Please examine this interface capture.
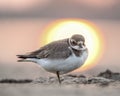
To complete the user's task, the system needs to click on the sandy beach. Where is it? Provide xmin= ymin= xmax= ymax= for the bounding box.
xmin=0 ymin=70 xmax=120 ymax=96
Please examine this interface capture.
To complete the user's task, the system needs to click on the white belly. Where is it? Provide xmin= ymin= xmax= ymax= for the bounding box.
xmin=31 ymin=51 xmax=88 ymax=74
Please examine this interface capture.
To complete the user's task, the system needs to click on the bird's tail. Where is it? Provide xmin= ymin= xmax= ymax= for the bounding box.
xmin=16 ymin=55 xmax=30 ymax=62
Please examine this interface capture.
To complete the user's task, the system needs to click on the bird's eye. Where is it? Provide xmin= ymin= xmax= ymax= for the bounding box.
xmin=72 ymin=40 xmax=77 ymax=45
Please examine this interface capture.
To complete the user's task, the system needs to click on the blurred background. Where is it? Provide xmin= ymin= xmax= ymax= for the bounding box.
xmin=0 ymin=0 xmax=120 ymax=79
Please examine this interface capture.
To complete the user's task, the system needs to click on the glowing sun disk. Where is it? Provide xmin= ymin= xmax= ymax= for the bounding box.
xmin=41 ymin=19 xmax=104 ymax=72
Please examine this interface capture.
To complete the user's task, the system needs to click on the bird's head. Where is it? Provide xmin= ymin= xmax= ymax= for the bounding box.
xmin=69 ymin=34 xmax=87 ymax=50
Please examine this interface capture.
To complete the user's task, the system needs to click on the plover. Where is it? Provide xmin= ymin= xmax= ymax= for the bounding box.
xmin=17 ymin=34 xmax=88 ymax=84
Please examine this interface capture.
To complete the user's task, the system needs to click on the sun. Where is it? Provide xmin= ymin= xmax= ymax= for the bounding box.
xmin=41 ymin=19 xmax=104 ymax=72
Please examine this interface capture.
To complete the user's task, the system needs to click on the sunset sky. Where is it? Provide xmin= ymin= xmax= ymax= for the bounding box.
xmin=0 ymin=0 xmax=120 ymax=79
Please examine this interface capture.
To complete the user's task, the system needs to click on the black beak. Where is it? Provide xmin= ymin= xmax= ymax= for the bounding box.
xmin=79 ymin=43 xmax=83 ymax=48
xmin=78 ymin=42 xmax=85 ymax=48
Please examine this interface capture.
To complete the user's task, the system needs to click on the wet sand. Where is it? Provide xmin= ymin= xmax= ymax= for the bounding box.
xmin=0 ymin=83 xmax=120 ymax=96
xmin=0 ymin=70 xmax=120 ymax=96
